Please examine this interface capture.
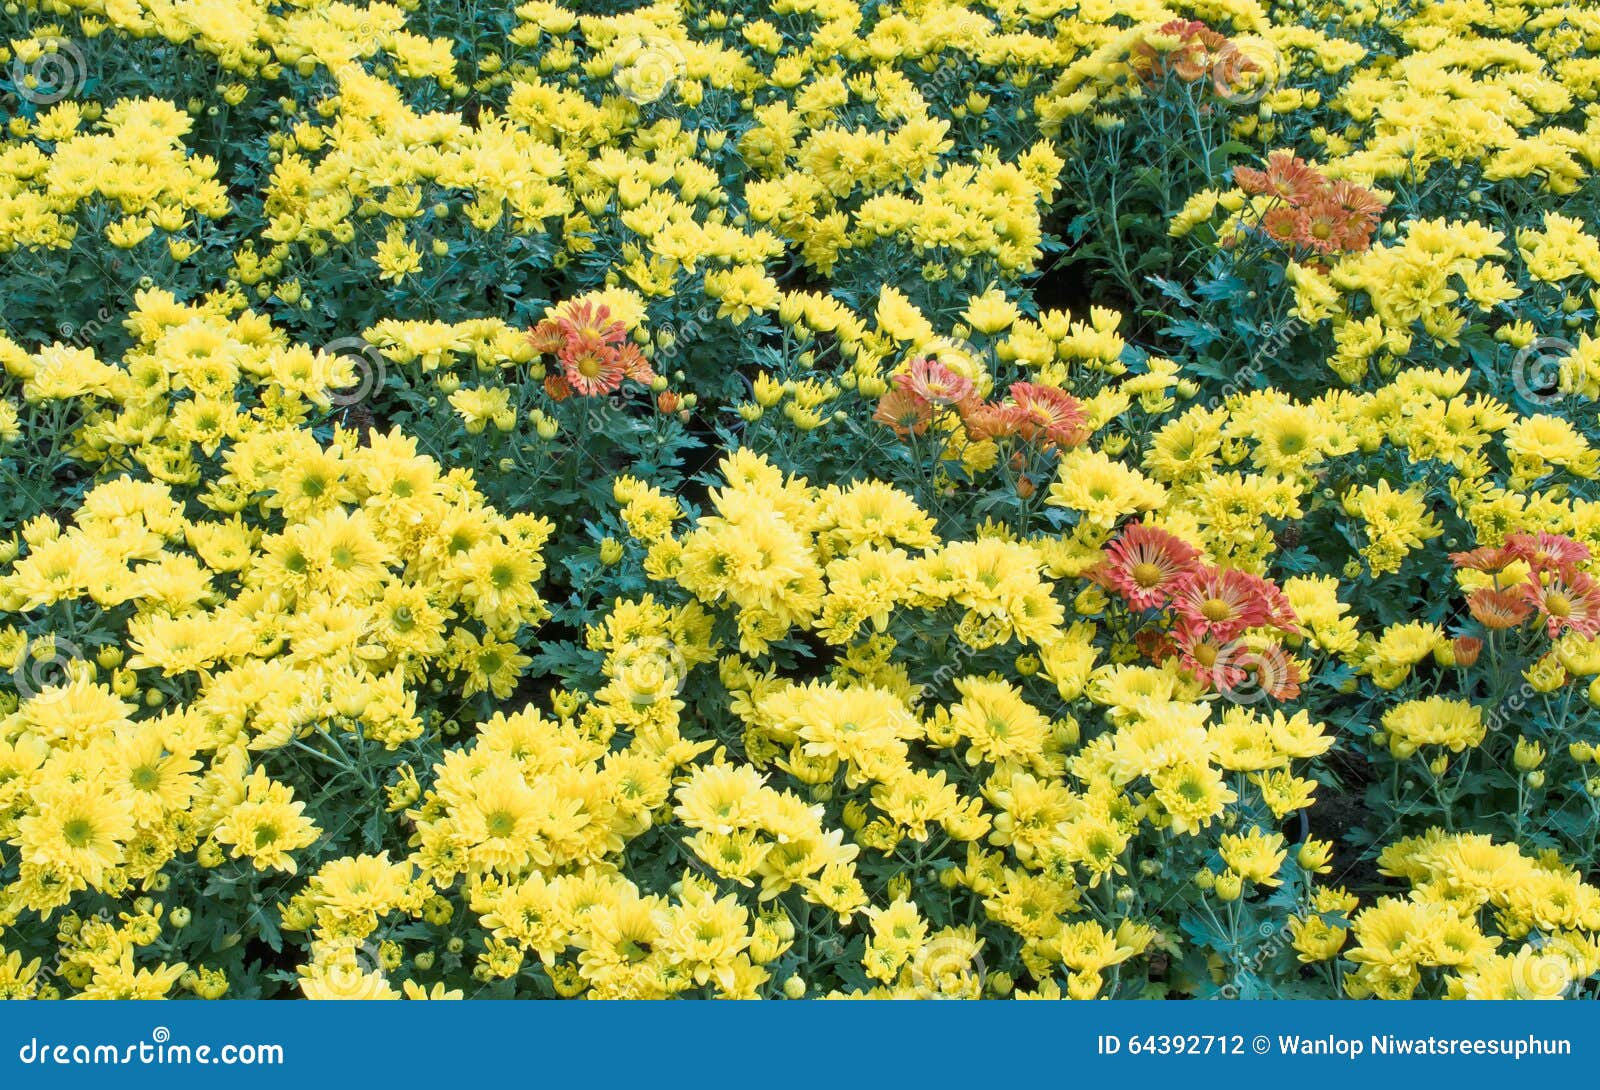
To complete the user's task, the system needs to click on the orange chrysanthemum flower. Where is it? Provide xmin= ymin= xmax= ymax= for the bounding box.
xmin=1130 ymin=20 xmax=1234 ymax=84
xmin=1007 ymin=382 xmax=1088 ymax=448
xmin=1097 ymin=524 xmax=1201 ymax=610
xmin=1234 ymin=151 xmax=1323 ymax=205
xmin=958 ymin=399 xmax=1023 ymax=442
xmin=1450 ymin=544 xmax=1514 ymax=573
xmin=874 ymin=387 xmax=933 ymax=437
xmin=1525 ymin=569 xmax=1600 ymax=639
xmin=1506 ymin=531 xmax=1590 ymax=575
xmin=1467 ymin=586 xmax=1533 ymax=630
xmin=560 ymin=341 xmax=627 ymax=396
xmin=896 ymin=357 xmax=976 ymax=409
xmin=1171 ymin=567 xmax=1278 ymax=643
xmin=1235 ymin=153 xmax=1385 ymax=254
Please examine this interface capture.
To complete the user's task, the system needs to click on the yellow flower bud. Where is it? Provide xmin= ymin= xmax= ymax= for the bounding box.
xmin=1297 ymin=838 xmax=1334 ymax=875
xmin=1527 ymin=654 xmax=1566 ymax=692
xmin=1074 ymin=585 xmax=1110 ymax=615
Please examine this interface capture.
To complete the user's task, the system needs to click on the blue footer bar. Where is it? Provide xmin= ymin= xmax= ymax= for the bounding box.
xmin=1 ymin=1001 xmax=1590 ymax=1088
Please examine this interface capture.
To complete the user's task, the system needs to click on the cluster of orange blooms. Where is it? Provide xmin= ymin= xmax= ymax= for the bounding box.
xmin=1128 ymin=19 xmax=1258 ymax=89
xmin=530 ymin=302 xmax=656 ymax=399
xmin=1098 ymin=524 xmax=1304 ymax=700
xmin=873 ymin=358 xmax=1088 ymax=448
xmin=1234 ymin=152 xmax=1387 ymax=256
xmin=1454 ymin=532 xmax=1600 ymax=641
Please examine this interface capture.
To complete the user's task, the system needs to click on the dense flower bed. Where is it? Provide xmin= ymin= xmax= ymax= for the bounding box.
xmin=2 ymin=0 xmax=1600 ymax=1000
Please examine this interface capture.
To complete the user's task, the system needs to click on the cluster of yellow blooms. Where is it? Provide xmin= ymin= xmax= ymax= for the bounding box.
xmin=0 ymin=291 xmax=562 ymax=995
xmin=2 ymin=0 xmax=1600 ymax=1001
xmin=601 ymin=453 xmax=1342 ymax=997
xmin=1337 ymin=833 xmax=1600 ymax=1000
xmin=0 ymin=97 xmax=228 ymax=255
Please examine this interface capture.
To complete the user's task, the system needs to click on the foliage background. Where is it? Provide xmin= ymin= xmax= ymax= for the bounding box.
xmin=1 ymin=0 xmax=1599 ymax=1000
